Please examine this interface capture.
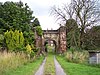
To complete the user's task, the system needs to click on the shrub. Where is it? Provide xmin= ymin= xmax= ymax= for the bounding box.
xmin=4 ymin=30 xmax=24 ymax=51
xmin=0 ymin=34 xmax=4 ymax=47
xmin=65 ymin=50 xmax=89 ymax=63
xmin=26 ymin=44 xmax=32 ymax=53
xmin=26 ymin=44 xmax=35 ymax=58
xmin=23 ymin=30 xmax=35 ymax=45
xmin=36 ymin=26 xmax=43 ymax=36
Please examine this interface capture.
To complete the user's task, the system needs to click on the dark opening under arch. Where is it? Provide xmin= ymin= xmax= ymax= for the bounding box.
xmin=44 ymin=39 xmax=57 ymax=53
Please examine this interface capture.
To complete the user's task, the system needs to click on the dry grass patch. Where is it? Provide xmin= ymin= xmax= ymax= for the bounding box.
xmin=65 ymin=50 xmax=89 ymax=63
xmin=0 ymin=51 xmax=29 ymax=75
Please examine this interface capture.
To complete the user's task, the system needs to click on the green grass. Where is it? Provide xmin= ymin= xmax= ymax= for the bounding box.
xmin=56 ymin=55 xmax=100 ymax=75
xmin=44 ymin=53 xmax=55 ymax=75
xmin=2 ymin=56 xmax=44 ymax=75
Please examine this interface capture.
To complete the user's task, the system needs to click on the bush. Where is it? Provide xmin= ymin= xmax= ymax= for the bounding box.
xmin=65 ymin=50 xmax=89 ymax=63
xmin=26 ymin=44 xmax=35 ymax=58
xmin=36 ymin=26 xmax=43 ymax=36
xmin=23 ymin=30 xmax=35 ymax=45
xmin=0 ymin=34 xmax=4 ymax=47
xmin=4 ymin=30 xmax=24 ymax=51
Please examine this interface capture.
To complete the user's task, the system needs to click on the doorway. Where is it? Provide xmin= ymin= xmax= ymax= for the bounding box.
xmin=44 ymin=40 xmax=57 ymax=53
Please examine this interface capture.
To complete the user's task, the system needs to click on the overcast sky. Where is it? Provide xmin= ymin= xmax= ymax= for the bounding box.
xmin=1 ymin=0 xmax=71 ymax=30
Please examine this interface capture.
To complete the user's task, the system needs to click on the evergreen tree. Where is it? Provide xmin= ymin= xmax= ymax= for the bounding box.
xmin=4 ymin=30 xmax=24 ymax=51
xmin=0 ymin=1 xmax=43 ymax=51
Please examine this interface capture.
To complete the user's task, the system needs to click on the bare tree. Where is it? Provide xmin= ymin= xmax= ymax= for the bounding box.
xmin=51 ymin=3 xmax=74 ymax=23
xmin=72 ymin=0 xmax=100 ymax=27
xmin=51 ymin=0 xmax=100 ymax=48
xmin=71 ymin=0 xmax=100 ymax=47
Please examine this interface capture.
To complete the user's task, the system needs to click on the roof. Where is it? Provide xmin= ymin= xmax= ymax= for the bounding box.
xmin=43 ymin=30 xmax=58 ymax=34
xmin=88 ymin=50 xmax=100 ymax=53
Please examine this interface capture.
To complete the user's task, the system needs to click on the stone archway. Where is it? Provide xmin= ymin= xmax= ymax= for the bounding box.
xmin=34 ymin=26 xmax=67 ymax=53
xmin=44 ymin=38 xmax=57 ymax=53
xmin=42 ymin=26 xmax=67 ymax=53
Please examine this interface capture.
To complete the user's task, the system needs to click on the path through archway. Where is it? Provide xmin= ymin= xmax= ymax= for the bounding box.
xmin=44 ymin=39 xmax=57 ymax=53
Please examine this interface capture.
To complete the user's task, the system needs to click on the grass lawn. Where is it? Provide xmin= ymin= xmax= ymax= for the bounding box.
xmin=3 ymin=56 xmax=44 ymax=75
xmin=56 ymin=55 xmax=100 ymax=75
xmin=44 ymin=53 xmax=55 ymax=75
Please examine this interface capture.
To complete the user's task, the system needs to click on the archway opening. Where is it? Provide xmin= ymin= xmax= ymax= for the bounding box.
xmin=44 ymin=39 xmax=57 ymax=53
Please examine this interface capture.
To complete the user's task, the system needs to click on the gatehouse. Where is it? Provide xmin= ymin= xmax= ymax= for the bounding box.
xmin=35 ymin=26 xmax=67 ymax=53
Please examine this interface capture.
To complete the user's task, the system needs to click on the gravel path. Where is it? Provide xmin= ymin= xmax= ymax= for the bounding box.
xmin=35 ymin=58 xmax=46 ymax=75
xmin=35 ymin=56 xmax=66 ymax=75
xmin=54 ymin=56 xmax=66 ymax=75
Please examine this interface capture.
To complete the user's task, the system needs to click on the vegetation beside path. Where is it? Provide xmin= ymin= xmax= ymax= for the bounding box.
xmin=44 ymin=53 xmax=55 ymax=75
xmin=0 ymin=52 xmax=44 ymax=75
xmin=56 ymin=55 xmax=100 ymax=75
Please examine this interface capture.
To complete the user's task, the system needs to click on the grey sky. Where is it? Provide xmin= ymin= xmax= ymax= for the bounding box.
xmin=1 ymin=0 xmax=71 ymax=30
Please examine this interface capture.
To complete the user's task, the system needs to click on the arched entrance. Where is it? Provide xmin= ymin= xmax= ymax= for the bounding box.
xmin=35 ymin=26 xmax=67 ymax=54
xmin=44 ymin=39 xmax=57 ymax=53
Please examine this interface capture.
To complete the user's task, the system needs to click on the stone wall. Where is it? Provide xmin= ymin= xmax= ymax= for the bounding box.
xmin=59 ymin=26 xmax=66 ymax=53
xmin=42 ymin=26 xmax=67 ymax=53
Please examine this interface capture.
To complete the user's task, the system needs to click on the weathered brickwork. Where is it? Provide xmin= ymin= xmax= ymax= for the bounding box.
xmin=35 ymin=26 xmax=66 ymax=53
xmin=43 ymin=26 xmax=66 ymax=53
